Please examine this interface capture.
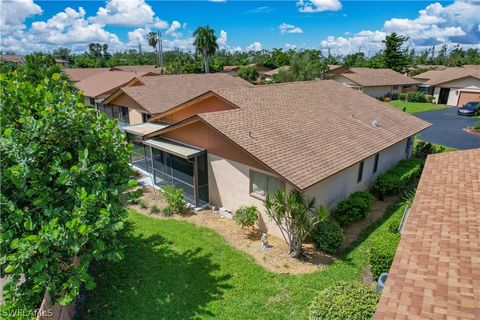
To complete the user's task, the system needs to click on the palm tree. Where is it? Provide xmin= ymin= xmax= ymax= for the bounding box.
xmin=147 ymin=32 xmax=159 ymax=65
xmin=193 ymin=26 xmax=218 ymax=73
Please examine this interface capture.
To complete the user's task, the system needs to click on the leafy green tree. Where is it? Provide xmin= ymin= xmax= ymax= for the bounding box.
xmin=273 ymin=51 xmax=328 ymax=83
xmin=0 ymin=54 xmax=135 ymax=312
xmin=193 ymin=26 xmax=218 ymax=73
xmin=264 ymin=190 xmax=328 ymax=258
xmin=342 ymin=52 xmax=368 ymax=67
xmin=382 ymin=33 xmax=410 ymax=72
xmin=237 ymin=65 xmax=259 ymax=82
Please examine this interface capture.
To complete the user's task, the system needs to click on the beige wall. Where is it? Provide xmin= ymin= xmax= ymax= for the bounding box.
xmin=440 ymin=77 xmax=480 ymax=106
xmin=303 ymin=138 xmax=409 ymax=210
xmin=206 ymin=138 xmax=411 ymax=238
xmin=363 ymin=86 xmax=399 ymax=98
xmin=207 ymin=153 xmax=285 ymax=238
xmin=129 ymin=108 xmax=144 ymax=125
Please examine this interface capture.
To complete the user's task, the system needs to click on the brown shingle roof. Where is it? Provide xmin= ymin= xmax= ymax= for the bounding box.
xmin=375 ymin=149 xmax=480 ymax=320
xmin=119 ymin=73 xmax=252 ymax=114
xmin=64 ymin=68 xmax=111 ymax=82
xmin=263 ymin=66 xmax=289 ymax=76
xmin=76 ymin=71 xmax=153 ymax=98
xmin=414 ymin=67 xmax=480 ymax=86
xmin=167 ymin=80 xmax=430 ymax=189
xmin=337 ymin=68 xmax=419 ymax=87
xmin=110 ymin=65 xmax=164 ymax=74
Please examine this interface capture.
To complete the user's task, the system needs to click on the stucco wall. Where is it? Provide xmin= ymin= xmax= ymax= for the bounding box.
xmin=207 ymin=153 xmax=284 ymax=237
xmin=440 ymin=77 xmax=480 ymax=106
xmin=303 ymin=138 xmax=409 ymax=210
xmin=433 ymin=87 xmax=441 ymax=103
xmin=207 ymin=138 xmax=411 ymax=238
xmin=362 ymin=86 xmax=396 ymax=98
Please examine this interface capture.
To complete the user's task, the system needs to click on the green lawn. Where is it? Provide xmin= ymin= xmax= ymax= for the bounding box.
xmin=77 ymin=203 xmax=407 ymax=320
xmin=415 ymin=139 xmax=458 ymax=153
xmin=387 ymin=100 xmax=446 ymax=114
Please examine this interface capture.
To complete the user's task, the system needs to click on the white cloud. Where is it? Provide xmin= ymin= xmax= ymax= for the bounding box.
xmin=90 ymin=0 xmax=156 ymax=26
xmin=166 ymin=20 xmax=182 ymax=37
xmin=285 ymin=43 xmax=297 ymax=49
xmin=246 ymin=41 xmax=262 ymax=51
xmin=217 ymin=30 xmax=228 ymax=48
xmin=0 ymin=0 xmax=42 ymax=34
xmin=279 ymin=23 xmax=304 ymax=34
xmin=321 ymin=0 xmax=480 ymax=55
xmin=209 ymin=0 xmax=227 ymax=2
xmin=297 ymin=0 xmax=342 ymax=13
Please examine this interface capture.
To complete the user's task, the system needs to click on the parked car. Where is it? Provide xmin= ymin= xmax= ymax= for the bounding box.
xmin=457 ymin=101 xmax=480 ymax=116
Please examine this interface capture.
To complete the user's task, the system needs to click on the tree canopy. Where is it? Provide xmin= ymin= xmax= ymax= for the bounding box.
xmin=0 ymin=54 xmax=135 ymax=313
xmin=193 ymin=26 xmax=218 ymax=73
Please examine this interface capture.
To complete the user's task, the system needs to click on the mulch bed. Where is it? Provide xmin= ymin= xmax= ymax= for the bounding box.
xmin=464 ymin=127 xmax=480 ymax=136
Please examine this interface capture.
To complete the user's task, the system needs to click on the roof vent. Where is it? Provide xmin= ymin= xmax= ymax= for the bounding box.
xmin=371 ymin=119 xmax=381 ymax=127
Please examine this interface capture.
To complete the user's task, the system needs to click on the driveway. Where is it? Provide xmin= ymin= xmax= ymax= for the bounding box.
xmin=415 ymin=107 xmax=480 ymax=150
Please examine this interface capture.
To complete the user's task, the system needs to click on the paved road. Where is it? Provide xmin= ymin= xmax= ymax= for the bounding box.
xmin=415 ymin=107 xmax=480 ymax=150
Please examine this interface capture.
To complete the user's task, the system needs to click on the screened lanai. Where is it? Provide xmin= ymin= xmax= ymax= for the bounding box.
xmin=123 ymin=123 xmax=208 ymax=207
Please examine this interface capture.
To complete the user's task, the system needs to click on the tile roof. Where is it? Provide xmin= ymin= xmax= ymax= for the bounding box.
xmin=375 ymin=148 xmax=480 ymax=320
xmin=413 ymin=67 xmax=480 ymax=86
xmin=337 ymin=68 xmax=419 ymax=87
xmin=172 ymin=80 xmax=430 ymax=190
xmin=110 ymin=65 xmax=164 ymax=74
xmin=119 ymin=73 xmax=253 ymax=114
xmin=63 ymin=68 xmax=111 ymax=82
xmin=76 ymin=70 xmax=153 ymax=98
xmin=263 ymin=66 xmax=289 ymax=76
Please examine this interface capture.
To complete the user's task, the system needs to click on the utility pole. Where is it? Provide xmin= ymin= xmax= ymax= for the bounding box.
xmin=138 ymin=43 xmax=142 ymax=55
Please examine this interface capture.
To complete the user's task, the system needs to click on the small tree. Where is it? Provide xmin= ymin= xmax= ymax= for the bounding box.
xmin=161 ymin=186 xmax=188 ymax=216
xmin=233 ymin=205 xmax=259 ymax=229
xmin=264 ymin=190 xmax=328 ymax=258
xmin=383 ymin=32 xmax=410 ymax=73
xmin=193 ymin=26 xmax=218 ymax=73
xmin=237 ymin=65 xmax=259 ymax=83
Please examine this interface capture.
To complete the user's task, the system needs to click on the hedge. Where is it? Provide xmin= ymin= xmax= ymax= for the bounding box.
xmin=406 ymin=91 xmax=427 ymax=103
xmin=370 ymin=159 xmax=423 ymax=198
xmin=331 ymin=191 xmax=375 ymax=226
xmin=312 ymin=220 xmax=344 ymax=254
xmin=370 ymin=232 xmax=401 ymax=279
xmin=309 ymin=282 xmax=379 ymax=320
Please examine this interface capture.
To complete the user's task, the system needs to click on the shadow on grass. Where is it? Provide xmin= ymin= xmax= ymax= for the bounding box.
xmin=76 ymin=223 xmax=232 ymax=320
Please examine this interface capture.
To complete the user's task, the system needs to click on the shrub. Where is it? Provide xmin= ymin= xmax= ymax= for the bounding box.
xmin=309 ymin=282 xmax=379 ymax=320
xmin=0 ymin=54 xmax=133 ymax=311
xmin=162 ymin=186 xmax=188 ymax=216
xmin=388 ymin=213 xmax=402 ymax=233
xmin=237 ymin=65 xmax=259 ymax=83
xmin=371 ymin=159 xmax=424 ymax=198
xmin=413 ymin=141 xmax=444 ymax=159
xmin=312 ymin=220 xmax=344 ymax=254
xmin=233 ymin=205 xmax=259 ymax=229
xmin=150 ymin=205 xmax=161 ymax=214
xmin=331 ymin=191 xmax=375 ymax=226
xmin=426 ymin=95 xmax=434 ymax=103
xmin=370 ymin=232 xmax=401 ymax=278
xmin=139 ymin=199 xmax=148 ymax=209
xmin=406 ymin=91 xmax=426 ymax=103
xmin=398 ymin=93 xmax=407 ymax=101
xmin=474 ymin=122 xmax=480 ymax=131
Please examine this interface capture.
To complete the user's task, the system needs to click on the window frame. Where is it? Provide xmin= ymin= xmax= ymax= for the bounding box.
xmin=357 ymin=161 xmax=364 ymax=183
xmin=249 ymin=170 xmax=285 ymax=200
xmin=392 ymin=85 xmax=399 ymax=90
xmin=373 ymin=153 xmax=379 ymax=174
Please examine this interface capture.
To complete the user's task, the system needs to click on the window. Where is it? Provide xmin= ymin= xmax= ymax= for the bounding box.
xmin=402 ymin=85 xmax=412 ymax=89
xmin=250 ymin=170 xmax=284 ymax=199
xmin=142 ymin=113 xmax=151 ymax=123
xmin=373 ymin=153 xmax=379 ymax=174
xmin=111 ymin=105 xmax=130 ymax=125
xmin=392 ymin=85 xmax=399 ymax=90
xmin=357 ymin=161 xmax=364 ymax=183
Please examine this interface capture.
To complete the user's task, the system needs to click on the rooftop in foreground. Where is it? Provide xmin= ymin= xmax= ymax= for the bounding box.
xmin=375 ymin=148 xmax=480 ymax=319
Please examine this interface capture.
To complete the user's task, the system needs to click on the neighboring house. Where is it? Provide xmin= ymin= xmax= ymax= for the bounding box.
xmin=330 ymin=68 xmax=419 ymax=98
xmin=222 ymin=64 xmax=273 ymax=79
xmin=75 ymin=70 xmax=158 ymax=126
xmin=110 ymin=65 xmax=164 ymax=74
xmin=262 ymin=66 xmax=289 ymax=81
xmin=375 ymin=148 xmax=480 ymax=319
xmin=412 ymin=67 xmax=480 ymax=105
xmin=122 ymin=80 xmax=430 ymax=236
xmin=101 ymin=73 xmax=252 ymax=126
xmin=63 ymin=68 xmax=111 ymax=82
xmin=1 ymin=54 xmax=68 ymax=67
xmin=55 ymin=59 xmax=69 ymax=68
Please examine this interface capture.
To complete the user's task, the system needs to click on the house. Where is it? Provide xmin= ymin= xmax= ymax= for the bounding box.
xmin=1 ymin=54 xmax=69 ymax=67
xmin=375 ymin=148 xmax=480 ymax=319
xmin=262 ymin=66 xmax=289 ymax=81
xmin=101 ymin=73 xmax=252 ymax=126
xmin=222 ymin=63 xmax=273 ymax=80
xmin=109 ymin=65 xmax=164 ymax=74
xmin=330 ymin=68 xmax=419 ymax=98
xmin=63 ymin=68 xmax=111 ymax=82
xmin=412 ymin=67 xmax=480 ymax=105
xmin=55 ymin=59 xmax=69 ymax=68
xmin=75 ymin=70 xmax=157 ymax=115
xmin=122 ymin=80 xmax=430 ymax=236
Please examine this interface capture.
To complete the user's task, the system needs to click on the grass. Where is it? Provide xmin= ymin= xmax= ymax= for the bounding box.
xmin=387 ymin=100 xmax=446 ymax=114
xmin=77 ymin=202 xmax=408 ymax=320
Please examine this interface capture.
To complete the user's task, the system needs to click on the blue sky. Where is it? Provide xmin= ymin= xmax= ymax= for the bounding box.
xmin=1 ymin=0 xmax=479 ymax=55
